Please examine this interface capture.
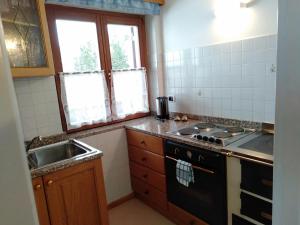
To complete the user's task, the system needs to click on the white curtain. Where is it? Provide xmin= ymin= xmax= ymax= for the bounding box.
xmin=111 ymin=68 xmax=149 ymax=119
xmin=60 ymin=71 xmax=111 ymax=129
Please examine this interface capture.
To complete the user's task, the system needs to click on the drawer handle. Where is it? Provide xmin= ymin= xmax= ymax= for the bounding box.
xmin=143 ymin=174 xmax=148 ymax=179
xmin=144 ymin=190 xmax=149 ymax=195
xmin=261 ymin=212 xmax=272 ymax=221
xmin=141 ymin=157 xmax=147 ymax=162
xmin=261 ymin=179 xmax=273 ymax=187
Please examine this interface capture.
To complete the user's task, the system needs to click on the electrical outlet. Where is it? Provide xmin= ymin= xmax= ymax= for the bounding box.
xmin=270 ymin=64 xmax=277 ymax=73
xmin=168 ymin=96 xmax=176 ymax=102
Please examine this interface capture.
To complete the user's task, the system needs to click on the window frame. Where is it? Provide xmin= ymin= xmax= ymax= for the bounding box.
xmin=46 ymin=4 xmax=150 ymax=133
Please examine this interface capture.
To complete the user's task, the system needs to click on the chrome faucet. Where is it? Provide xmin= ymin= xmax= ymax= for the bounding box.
xmin=26 ymin=136 xmax=42 ymax=152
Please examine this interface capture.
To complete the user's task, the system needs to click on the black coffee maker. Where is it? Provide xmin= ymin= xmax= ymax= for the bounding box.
xmin=155 ymin=97 xmax=169 ymax=120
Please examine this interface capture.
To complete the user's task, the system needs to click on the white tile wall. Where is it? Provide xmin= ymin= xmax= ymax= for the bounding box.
xmin=148 ymin=53 xmax=160 ymax=111
xmin=14 ymin=76 xmax=62 ymax=140
xmin=164 ymin=35 xmax=277 ymax=123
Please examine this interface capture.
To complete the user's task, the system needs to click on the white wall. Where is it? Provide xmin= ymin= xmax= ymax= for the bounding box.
xmin=0 ymin=19 xmax=39 ymax=225
xmin=164 ymin=35 xmax=277 ymax=123
xmin=146 ymin=0 xmax=278 ymax=122
xmin=80 ymin=129 xmax=132 ymax=204
xmin=273 ymin=0 xmax=300 ymax=224
xmin=162 ymin=0 xmax=278 ymax=51
xmin=14 ymin=77 xmax=62 ymax=140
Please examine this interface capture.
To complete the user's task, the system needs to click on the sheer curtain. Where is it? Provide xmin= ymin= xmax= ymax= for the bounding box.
xmin=111 ymin=68 xmax=149 ymax=119
xmin=60 ymin=71 xmax=111 ymax=129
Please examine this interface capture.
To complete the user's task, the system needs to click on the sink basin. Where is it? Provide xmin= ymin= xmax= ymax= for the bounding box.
xmin=27 ymin=139 xmax=99 ymax=169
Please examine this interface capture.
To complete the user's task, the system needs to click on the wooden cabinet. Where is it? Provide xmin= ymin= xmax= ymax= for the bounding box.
xmin=127 ymin=129 xmax=164 ymax=155
xmin=130 ymin=162 xmax=166 ymax=192
xmin=32 ymin=177 xmax=50 ymax=225
xmin=126 ymin=129 xmax=167 ymax=213
xmin=132 ymin=177 xmax=167 ymax=211
xmin=128 ymin=145 xmax=165 ymax=174
xmin=32 ymin=159 xmax=109 ymax=225
xmin=2 ymin=0 xmax=54 ymax=78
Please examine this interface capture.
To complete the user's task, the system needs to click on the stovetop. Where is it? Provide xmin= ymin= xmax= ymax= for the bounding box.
xmin=170 ymin=122 xmax=255 ymax=147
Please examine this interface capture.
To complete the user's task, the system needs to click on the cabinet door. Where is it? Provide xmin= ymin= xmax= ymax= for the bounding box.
xmin=43 ymin=159 xmax=109 ymax=225
xmin=2 ymin=0 xmax=54 ymax=78
xmin=32 ymin=177 xmax=51 ymax=225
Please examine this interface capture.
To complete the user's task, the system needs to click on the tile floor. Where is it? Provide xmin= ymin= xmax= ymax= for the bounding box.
xmin=109 ymin=198 xmax=175 ymax=225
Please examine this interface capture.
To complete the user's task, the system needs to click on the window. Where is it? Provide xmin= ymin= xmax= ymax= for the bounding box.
xmin=46 ymin=6 xmax=149 ymax=132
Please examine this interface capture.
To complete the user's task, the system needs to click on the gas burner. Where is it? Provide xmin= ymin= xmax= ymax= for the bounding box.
xmin=225 ymin=127 xmax=244 ymax=134
xmin=177 ymin=128 xmax=200 ymax=136
xmin=212 ymin=132 xmax=233 ymax=139
xmin=194 ymin=123 xmax=215 ymax=130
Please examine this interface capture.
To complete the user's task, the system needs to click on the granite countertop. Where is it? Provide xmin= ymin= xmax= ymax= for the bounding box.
xmin=124 ymin=117 xmax=274 ymax=165
xmin=29 ymin=116 xmax=273 ymax=178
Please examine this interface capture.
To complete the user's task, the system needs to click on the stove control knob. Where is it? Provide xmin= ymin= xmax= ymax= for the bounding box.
xmin=215 ymin=139 xmax=222 ymax=145
xmin=196 ymin=135 xmax=203 ymax=140
xmin=209 ymin=137 xmax=215 ymax=143
xmin=203 ymin=136 xmax=209 ymax=141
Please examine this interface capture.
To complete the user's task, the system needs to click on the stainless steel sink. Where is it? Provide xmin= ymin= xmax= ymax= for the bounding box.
xmin=27 ymin=139 xmax=99 ymax=170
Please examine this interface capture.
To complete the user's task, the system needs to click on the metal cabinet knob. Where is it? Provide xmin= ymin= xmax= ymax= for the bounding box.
xmin=47 ymin=180 xmax=54 ymax=186
xmin=141 ymin=157 xmax=147 ymax=162
xmin=34 ymin=184 xmax=41 ymax=190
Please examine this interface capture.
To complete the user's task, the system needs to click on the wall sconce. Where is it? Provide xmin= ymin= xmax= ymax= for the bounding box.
xmin=214 ymin=0 xmax=254 ymax=38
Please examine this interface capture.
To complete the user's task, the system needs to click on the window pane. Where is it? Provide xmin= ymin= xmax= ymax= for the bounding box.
xmin=60 ymin=72 xmax=111 ymax=129
xmin=107 ymin=24 xmax=141 ymax=70
xmin=111 ymin=69 xmax=149 ymax=119
xmin=56 ymin=20 xmax=101 ymax=72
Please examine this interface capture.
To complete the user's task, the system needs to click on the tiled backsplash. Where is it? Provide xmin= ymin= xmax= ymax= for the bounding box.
xmin=14 ymin=76 xmax=62 ymax=140
xmin=163 ymin=35 xmax=277 ymax=123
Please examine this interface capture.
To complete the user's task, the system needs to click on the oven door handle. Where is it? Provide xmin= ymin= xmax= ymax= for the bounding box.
xmin=166 ymin=156 xmax=215 ymax=175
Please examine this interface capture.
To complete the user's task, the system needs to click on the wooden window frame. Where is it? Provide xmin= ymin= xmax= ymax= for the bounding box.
xmin=46 ymin=4 xmax=150 ymax=133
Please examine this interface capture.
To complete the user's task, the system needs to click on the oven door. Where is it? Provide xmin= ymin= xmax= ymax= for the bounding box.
xmin=166 ymin=151 xmax=227 ymax=225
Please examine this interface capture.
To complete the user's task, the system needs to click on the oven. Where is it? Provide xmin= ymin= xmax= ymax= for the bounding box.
xmin=165 ymin=140 xmax=227 ymax=225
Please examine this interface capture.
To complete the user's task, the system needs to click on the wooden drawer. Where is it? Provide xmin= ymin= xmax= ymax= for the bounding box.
xmin=128 ymin=145 xmax=165 ymax=174
xmin=131 ymin=177 xmax=167 ymax=211
xmin=241 ymin=192 xmax=272 ymax=225
xmin=241 ymin=160 xmax=273 ymax=199
xmin=232 ymin=214 xmax=255 ymax=225
xmin=168 ymin=202 xmax=209 ymax=225
xmin=130 ymin=162 xmax=166 ymax=192
xmin=127 ymin=129 xmax=164 ymax=155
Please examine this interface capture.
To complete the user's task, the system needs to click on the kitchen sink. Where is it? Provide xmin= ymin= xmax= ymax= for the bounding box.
xmin=27 ymin=139 xmax=99 ymax=169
